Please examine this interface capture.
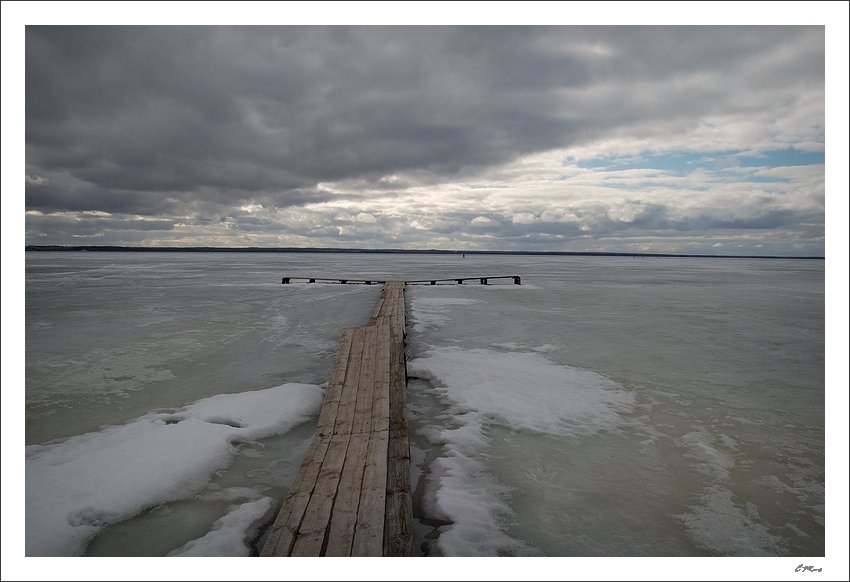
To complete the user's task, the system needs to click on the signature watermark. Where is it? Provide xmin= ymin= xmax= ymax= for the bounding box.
xmin=796 ymin=564 xmax=822 ymax=573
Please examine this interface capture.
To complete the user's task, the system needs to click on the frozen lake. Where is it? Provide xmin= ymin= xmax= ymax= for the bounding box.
xmin=23 ymin=251 xmax=824 ymax=559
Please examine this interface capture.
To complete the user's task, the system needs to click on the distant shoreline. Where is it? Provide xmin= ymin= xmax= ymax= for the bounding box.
xmin=24 ymin=245 xmax=824 ymax=260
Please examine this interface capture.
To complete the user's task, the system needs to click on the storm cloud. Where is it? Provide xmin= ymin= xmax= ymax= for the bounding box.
xmin=24 ymin=25 xmax=825 ymax=255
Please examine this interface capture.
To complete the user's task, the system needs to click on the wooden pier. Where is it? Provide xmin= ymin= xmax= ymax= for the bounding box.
xmin=282 ymin=275 xmax=521 ymax=285
xmin=261 ymin=281 xmax=412 ymax=556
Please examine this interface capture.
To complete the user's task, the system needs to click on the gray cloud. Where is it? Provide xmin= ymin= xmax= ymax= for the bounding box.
xmin=24 ymin=25 xmax=825 ymax=254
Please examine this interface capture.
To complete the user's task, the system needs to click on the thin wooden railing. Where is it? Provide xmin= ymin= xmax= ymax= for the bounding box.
xmin=281 ymin=275 xmax=521 ymax=285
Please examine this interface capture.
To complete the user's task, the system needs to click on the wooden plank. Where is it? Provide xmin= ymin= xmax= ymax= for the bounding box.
xmin=290 ymin=434 xmax=351 ymax=556
xmin=261 ymin=491 xmax=310 ymax=556
xmin=384 ymin=286 xmax=394 ymax=316
xmin=324 ymin=433 xmax=369 ymax=556
xmin=370 ymin=297 xmax=385 ymax=320
xmin=388 ymin=289 xmax=398 ymax=317
xmin=260 ymin=434 xmax=331 ymax=556
xmin=370 ymin=322 xmax=391 ymax=434
xmin=351 ymin=325 xmax=377 ymax=434
xmin=374 ymin=283 xmax=400 ymax=321
xmin=316 ymin=328 xmax=354 ymax=433
xmin=384 ymin=330 xmax=413 ymax=556
xmin=391 ymin=314 xmax=403 ymax=339
xmin=399 ymin=283 xmax=406 ymax=321
xmin=380 ymin=284 xmax=396 ymax=317
xmin=351 ymin=429 xmax=389 ymax=556
xmin=389 ymin=283 xmax=405 ymax=338
xmin=384 ymin=490 xmax=413 ymax=556
xmin=387 ymin=331 xmax=408 ymax=442
xmin=384 ymin=289 xmax=398 ymax=317
xmin=332 ymin=327 xmax=365 ymax=436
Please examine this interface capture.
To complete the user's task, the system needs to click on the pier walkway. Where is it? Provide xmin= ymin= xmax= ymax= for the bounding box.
xmin=261 ymin=281 xmax=412 ymax=556
xmin=282 ymin=275 xmax=521 ymax=285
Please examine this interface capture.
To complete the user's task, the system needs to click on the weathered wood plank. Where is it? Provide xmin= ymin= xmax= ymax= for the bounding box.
xmin=324 ymin=433 xmax=369 ymax=556
xmin=393 ymin=286 xmax=401 ymax=305
xmin=260 ymin=434 xmax=331 ymax=556
xmin=332 ymin=327 xmax=365 ymax=436
xmin=370 ymin=297 xmax=385 ymax=320
xmin=351 ymin=325 xmax=377 ymax=434
xmin=351 ymin=429 xmax=389 ymax=556
xmin=384 ymin=329 xmax=413 ymax=556
xmin=260 ymin=491 xmax=310 ymax=557
xmin=387 ymin=293 xmax=396 ymax=317
xmin=384 ymin=490 xmax=413 ymax=556
xmin=316 ymin=328 xmax=355 ymax=433
xmin=289 ymin=434 xmax=351 ymax=556
xmin=392 ymin=314 xmax=404 ymax=339
xmin=370 ymin=322 xmax=391 ymax=434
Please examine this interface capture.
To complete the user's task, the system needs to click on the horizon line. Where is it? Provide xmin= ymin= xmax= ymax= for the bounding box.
xmin=24 ymin=244 xmax=825 ymax=260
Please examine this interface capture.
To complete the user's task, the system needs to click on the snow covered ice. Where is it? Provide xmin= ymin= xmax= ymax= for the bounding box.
xmin=24 ymin=251 xmax=825 ymax=557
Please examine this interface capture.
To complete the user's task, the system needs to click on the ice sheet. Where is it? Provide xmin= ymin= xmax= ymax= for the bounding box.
xmin=168 ymin=497 xmax=276 ymax=556
xmin=408 ymin=347 xmax=634 ymax=437
xmin=409 ymin=346 xmax=634 ymax=555
xmin=26 ymin=383 xmax=322 ymax=556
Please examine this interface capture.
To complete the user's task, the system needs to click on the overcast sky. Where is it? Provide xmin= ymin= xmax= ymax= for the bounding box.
xmin=18 ymin=20 xmax=832 ymax=255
